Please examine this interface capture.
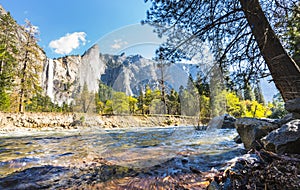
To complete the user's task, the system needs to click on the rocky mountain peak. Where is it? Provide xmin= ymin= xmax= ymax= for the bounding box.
xmin=0 ymin=5 xmax=7 ymax=16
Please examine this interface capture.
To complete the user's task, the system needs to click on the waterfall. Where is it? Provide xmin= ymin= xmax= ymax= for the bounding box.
xmin=47 ymin=59 xmax=54 ymax=101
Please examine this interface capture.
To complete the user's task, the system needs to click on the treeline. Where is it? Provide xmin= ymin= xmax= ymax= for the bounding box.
xmin=52 ymin=74 xmax=285 ymax=124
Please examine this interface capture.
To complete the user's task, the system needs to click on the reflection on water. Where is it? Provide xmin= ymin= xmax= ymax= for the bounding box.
xmin=0 ymin=126 xmax=241 ymax=178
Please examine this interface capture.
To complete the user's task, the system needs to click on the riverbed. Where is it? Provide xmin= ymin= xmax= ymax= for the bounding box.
xmin=0 ymin=126 xmax=245 ymax=189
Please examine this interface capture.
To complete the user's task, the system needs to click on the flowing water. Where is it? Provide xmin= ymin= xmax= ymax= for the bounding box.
xmin=0 ymin=126 xmax=244 ymax=189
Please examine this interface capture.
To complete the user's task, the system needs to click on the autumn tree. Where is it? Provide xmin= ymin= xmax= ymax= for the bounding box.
xmin=225 ymin=91 xmax=243 ymax=117
xmin=128 ymin=96 xmax=138 ymax=114
xmin=144 ymin=0 xmax=300 ymax=102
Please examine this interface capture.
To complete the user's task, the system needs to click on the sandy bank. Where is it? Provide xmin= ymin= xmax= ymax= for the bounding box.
xmin=0 ymin=112 xmax=199 ymax=131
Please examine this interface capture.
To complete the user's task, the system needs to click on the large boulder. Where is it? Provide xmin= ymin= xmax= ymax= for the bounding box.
xmin=235 ymin=118 xmax=280 ymax=150
xmin=285 ymin=98 xmax=300 ymax=119
xmin=207 ymin=114 xmax=236 ymax=130
xmin=261 ymin=119 xmax=300 ymax=154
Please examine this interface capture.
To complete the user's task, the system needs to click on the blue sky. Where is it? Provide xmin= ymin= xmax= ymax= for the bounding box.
xmin=1 ymin=0 xmax=163 ymax=58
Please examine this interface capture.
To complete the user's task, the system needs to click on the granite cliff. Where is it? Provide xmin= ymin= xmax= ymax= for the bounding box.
xmin=42 ymin=44 xmax=106 ymax=105
xmin=42 ymin=45 xmax=201 ymax=105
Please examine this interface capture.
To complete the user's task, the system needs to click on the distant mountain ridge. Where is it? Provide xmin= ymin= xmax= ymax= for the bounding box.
xmin=43 ymin=44 xmax=202 ymax=105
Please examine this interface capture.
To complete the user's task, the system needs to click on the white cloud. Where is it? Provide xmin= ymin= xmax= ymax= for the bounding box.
xmin=111 ymin=39 xmax=128 ymax=50
xmin=49 ymin=32 xmax=87 ymax=55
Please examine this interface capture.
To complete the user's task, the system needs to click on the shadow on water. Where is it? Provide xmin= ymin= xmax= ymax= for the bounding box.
xmin=0 ymin=165 xmax=69 ymax=190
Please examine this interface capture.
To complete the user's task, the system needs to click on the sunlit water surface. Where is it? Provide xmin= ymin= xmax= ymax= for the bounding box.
xmin=0 ymin=126 xmax=243 ymax=178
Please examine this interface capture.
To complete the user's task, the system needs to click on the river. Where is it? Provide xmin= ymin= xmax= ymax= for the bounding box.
xmin=0 ymin=126 xmax=245 ymax=189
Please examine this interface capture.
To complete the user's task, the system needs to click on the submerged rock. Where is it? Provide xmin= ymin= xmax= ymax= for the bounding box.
xmin=233 ymin=135 xmax=242 ymax=144
xmin=261 ymin=119 xmax=300 ymax=154
xmin=235 ymin=118 xmax=280 ymax=150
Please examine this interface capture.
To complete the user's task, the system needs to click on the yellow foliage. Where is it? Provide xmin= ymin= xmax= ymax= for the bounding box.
xmin=241 ymin=100 xmax=272 ymax=118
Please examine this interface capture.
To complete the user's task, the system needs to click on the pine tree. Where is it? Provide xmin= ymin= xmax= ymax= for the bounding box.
xmin=254 ymin=82 xmax=265 ymax=105
xmin=137 ymin=89 xmax=145 ymax=114
xmin=286 ymin=4 xmax=300 ymax=66
xmin=195 ymin=73 xmax=210 ymax=97
xmin=149 ymin=88 xmax=164 ymax=114
xmin=0 ymin=12 xmax=18 ymax=111
xmin=18 ymin=20 xmax=44 ymax=112
xmin=166 ymin=89 xmax=180 ymax=115
xmin=179 ymin=77 xmax=200 ymax=117
xmin=194 ymin=73 xmax=210 ymax=123
xmin=209 ymin=66 xmax=226 ymax=117
xmin=243 ymin=82 xmax=255 ymax=101
xmin=268 ymin=93 xmax=288 ymax=119
xmin=76 ymin=82 xmax=94 ymax=113
xmin=98 ymin=82 xmax=113 ymax=102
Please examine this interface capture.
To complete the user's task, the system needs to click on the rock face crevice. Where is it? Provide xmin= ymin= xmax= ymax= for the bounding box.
xmin=80 ymin=44 xmax=106 ymax=92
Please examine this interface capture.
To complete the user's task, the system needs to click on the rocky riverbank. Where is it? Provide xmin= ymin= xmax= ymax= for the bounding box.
xmin=0 ymin=112 xmax=199 ymax=131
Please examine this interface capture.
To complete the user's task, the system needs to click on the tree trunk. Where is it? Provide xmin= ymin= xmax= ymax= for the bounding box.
xmin=239 ymin=0 xmax=300 ymax=102
xmin=19 ymin=47 xmax=29 ymax=112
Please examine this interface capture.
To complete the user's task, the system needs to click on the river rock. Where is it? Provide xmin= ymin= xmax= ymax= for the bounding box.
xmin=233 ymin=135 xmax=242 ymax=144
xmin=279 ymin=113 xmax=294 ymax=125
xmin=235 ymin=118 xmax=280 ymax=150
xmin=261 ymin=119 xmax=300 ymax=154
xmin=222 ymin=114 xmax=236 ymax=129
xmin=207 ymin=114 xmax=236 ymax=130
